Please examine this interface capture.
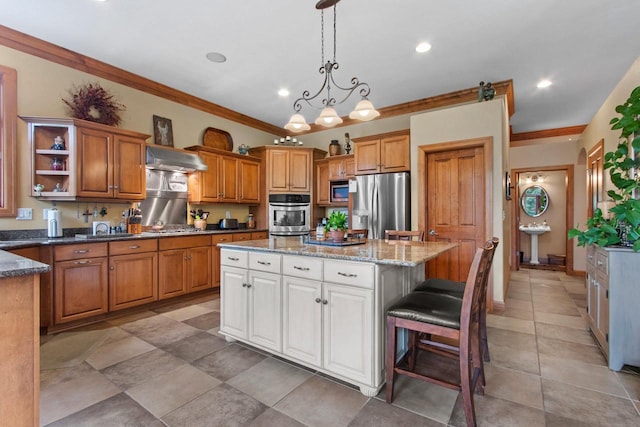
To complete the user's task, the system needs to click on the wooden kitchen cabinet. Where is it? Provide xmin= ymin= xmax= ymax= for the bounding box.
xmin=249 ymin=146 xmax=326 ymax=194
xmin=158 ymin=235 xmax=212 ymax=299
xmin=108 ymin=239 xmax=158 ymax=311
xmin=316 ymin=159 xmax=330 ymax=205
xmin=21 ymin=116 xmax=149 ymax=201
xmin=53 ymin=243 xmax=109 ymax=324
xmin=212 ymin=233 xmax=234 ymax=288
xmin=186 ymin=146 xmax=260 ymax=204
xmin=353 ymin=131 xmax=410 ymax=175
xmin=328 ymin=154 xmax=355 ymax=180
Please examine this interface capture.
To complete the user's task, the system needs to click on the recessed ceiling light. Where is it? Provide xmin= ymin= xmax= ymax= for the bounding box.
xmin=206 ymin=52 xmax=227 ymax=63
xmin=415 ymin=42 xmax=432 ymax=53
xmin=278 ymin=89 xmax=290 ymax=97
xmin=537 ymin=79 xmax=552 ymax=89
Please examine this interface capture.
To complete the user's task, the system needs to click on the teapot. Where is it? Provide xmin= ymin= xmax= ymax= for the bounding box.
xmin=238 ymin=144 xmax=250 ymax=155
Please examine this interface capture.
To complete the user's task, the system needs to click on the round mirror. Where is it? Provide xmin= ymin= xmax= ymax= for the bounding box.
xmin=521 ymin=185 xmax=549 ymax=217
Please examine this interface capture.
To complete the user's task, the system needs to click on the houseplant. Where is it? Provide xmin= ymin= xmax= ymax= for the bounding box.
xmin=569 ymin=85 xmax=640 ymax=251
xmin=325 ymin=210 xmax=348 ymax=242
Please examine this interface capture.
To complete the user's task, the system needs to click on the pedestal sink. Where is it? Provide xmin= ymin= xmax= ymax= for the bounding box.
xmin=519 ymin=225 xmax=551 ymax=264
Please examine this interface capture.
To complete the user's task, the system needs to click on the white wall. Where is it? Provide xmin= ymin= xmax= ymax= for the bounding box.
xmin=409 ymin=99 xmax=509 ymax=304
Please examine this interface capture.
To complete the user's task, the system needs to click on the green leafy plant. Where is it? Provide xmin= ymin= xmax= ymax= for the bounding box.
xmin=569 ymin=85 xmax=640 ymax=251
xmin=325 ymin=210 xmax=348 ymax=232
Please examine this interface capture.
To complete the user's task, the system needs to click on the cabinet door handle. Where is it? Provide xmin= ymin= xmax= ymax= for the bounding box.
xmin=257 ymin=260 xmax=271 ymax=266
xmin=597 ymin=260 xmax=603 ymax=266
xmin=113 ymin=186 xmax=119 ymax=189
xmin=128 ymin=245 xmax=140 ymax=249
xmin=315 ymin=298 xmax=322 ymax=303
xmin=227 ymin=256 xmax=239 ymax=261
xmin=246 ymin=283 xmax=252 ymax=288
xmin=184 ymin=256 xmax=189 ymax=260
xmin=109 ymin=265 xmax=115 ymax=270
xmin=294 ymin=266 xmax=310 ymax=271
xmin=75 ymin=260 xmax=90 ymax=265
xmin=74 ymin=249 xmax=89 ymax=254
xmin=219 ymin=238 xmax=228 ymax=242
xmin=337 ymin=272 xmax=357 ymax=278
xmin=242 ymin=283 xmax=247 ymax=287
xmin=322 ymin=299 xmax=328 ymax=304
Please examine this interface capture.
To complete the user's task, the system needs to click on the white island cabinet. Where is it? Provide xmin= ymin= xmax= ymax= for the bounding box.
xmin=218 ymin=237 xmax=457 ymax=396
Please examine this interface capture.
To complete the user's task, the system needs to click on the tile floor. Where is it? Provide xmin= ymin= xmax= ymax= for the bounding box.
xmin=39 ymin=269 xmax=640 ymax=426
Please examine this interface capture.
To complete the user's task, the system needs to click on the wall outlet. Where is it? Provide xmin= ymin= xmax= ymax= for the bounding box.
xmin=226 ymin=211 xmax=231 ymax=219
xmin=16 ymin=208 xmax=33 ymax=220
xmin=43 ymin=208 xmax=51 ymax=220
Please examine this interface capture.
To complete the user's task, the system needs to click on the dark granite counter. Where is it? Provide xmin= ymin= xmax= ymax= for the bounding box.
xmin=0 ymin=250 xmax=50 ymax=278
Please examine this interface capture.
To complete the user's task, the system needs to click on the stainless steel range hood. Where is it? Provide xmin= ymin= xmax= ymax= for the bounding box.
xmin=146 ymin=146 xmax=208 ymax=172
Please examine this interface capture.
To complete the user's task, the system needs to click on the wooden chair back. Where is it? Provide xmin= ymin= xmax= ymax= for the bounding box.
xmin=346 ymin=229 xmax=368 ymax=239
xmin=384 ymin=230 xmax=425 ymax=242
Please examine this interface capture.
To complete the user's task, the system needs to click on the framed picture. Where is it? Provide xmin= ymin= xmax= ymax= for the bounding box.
xmin=153 ymin=115 xmax=174 ymax=147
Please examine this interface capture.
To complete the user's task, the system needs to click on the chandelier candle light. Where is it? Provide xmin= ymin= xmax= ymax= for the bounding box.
xmin=284 ymin=0 xmax=380 ymax=132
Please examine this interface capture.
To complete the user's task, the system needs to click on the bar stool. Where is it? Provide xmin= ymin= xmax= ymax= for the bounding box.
xmin=385 ymin=240 xmax=495 ymax=427
xmin=384 ymin=230 xmax=425 ymax=241
xmin=414 ymin=237 xmax=499 ymax=362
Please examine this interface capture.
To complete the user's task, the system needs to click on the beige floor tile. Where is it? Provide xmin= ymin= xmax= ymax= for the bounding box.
xmin=106 ymin=310 xmax=158 ymax=326
xmin=40 ymin=328 xmax=113 ymax=370
xmin=484 ymin=364 xmax=543 ymax=409
xmin=160 ymin=304 xmax=214 ymax=321
xmin=192 ymin=343 xmax=267 ymax=381
xmin=537 ymin=336 xmax=606 ymax=366
xmin=533 ymin=300 xmax=582 ymax=317
xmin=535 ymin=322 xmax=597 ymax=347
xmin=101 ymin=348 xmax=187 ymax=390
xmin=227 ymin=358 xmax=313 ymax=406
xmin=617 ymin=371 xmax=640 ymax=400
xmin=487 ymin=314 xmax=535 ymax=335
xmin=534 ymin=311 xmax=587 ymax=329
xmin=274 ymin=376 xmax=369 ymax=427
xmin=539 ymin=354 xmax=626 ymax=397
xmin=488 ymin=343 xmax=540 ymax=375
xmin=496 ymin=307 xmax=534 ymax=321
xmin=351 ymin=398 xmax=444 ymax=427
xmin=86 ymin=335 xmax=156 ymax=370
xmin=504 ymin=297 xmax=533 ymax=311
xmin=162 ymin=331 xmax=229 ymax=362
xmin=119 ymin=314 xmax=200 ymax=347
xmin=542 ymin=378 xmax=640 ymax=425
xmin=506 ymin=290 xmax=533 ymax=301
xmin=248 ymin=408 xmax=307 ymax=427
xmin=40 ymin=365 xmax=121 ymax=426
xmin=383 ymin=374 xmax=459 ymax=424
xmin=126 ymin=364 xmax=221 ymax=418
xmin=448 ymin=393 xmax=546 ymax=427
xmin=198 ymin=298 xmax=220 ymax=311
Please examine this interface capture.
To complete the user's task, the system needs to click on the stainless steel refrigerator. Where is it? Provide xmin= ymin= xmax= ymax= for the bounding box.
xmin=350 ymin=172 xmax=410 ymax=239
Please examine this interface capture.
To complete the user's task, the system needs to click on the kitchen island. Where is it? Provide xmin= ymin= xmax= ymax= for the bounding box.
xmin=217 ymin=237 xmax=456 ymax=396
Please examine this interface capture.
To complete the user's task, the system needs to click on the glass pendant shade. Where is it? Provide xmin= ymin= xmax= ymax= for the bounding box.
xmin=284 ymin=113 xmax=311 ymax=132
xmin=349 ymin=99 xmax=380 ymax=121
xmin=314 ymin=107 xmax=343 ymax=127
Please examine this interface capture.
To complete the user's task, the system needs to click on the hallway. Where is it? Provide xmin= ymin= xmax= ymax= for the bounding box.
xmin=39 ymin=269 xmax=640 ymax=426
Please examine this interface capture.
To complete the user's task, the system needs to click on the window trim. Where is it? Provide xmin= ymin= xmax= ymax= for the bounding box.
xmin=0 ymin=64 xmax=17 ymax=217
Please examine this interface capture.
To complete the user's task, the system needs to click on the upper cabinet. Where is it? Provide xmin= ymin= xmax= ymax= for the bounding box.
xmin=249 ymin=146 xmax=327 ymax=194
xmin=185 ymin=146 xmax=261 ymax=204
xmin=328 ymin=154 xmax=355 ymax=181
xmin=353 ymin=131 xmax=410 ymax=175
xmin=22 ymin=116 xmax=150 ymax=201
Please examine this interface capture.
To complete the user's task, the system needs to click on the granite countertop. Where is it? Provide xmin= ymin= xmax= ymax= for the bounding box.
xmin=0 ymin=228 xmax=269 ymax=250
xmin=0 ymin=250 xmax=50 ymax=278
xmin=218 ymin=237 xmax=458 ymax=267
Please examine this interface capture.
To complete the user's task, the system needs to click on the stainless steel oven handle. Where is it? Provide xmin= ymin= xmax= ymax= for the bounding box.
xmin=269 ymin=203 xmax=310 ymax=208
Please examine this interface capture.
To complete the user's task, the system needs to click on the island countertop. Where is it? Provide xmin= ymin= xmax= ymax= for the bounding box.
xmin=217 ymin=237 xmax=457 ymax=267
xmin=0 ymin=250 xmax=50 ymax=278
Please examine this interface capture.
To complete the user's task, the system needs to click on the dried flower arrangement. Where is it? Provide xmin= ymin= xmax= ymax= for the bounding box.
xmin=62 ymin=82 xmax=125 ymax=127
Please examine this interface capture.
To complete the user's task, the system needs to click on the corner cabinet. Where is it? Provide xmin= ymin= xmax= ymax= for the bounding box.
xmin=586 ymin=246 xmax=640 ymax=370
xmin=158 ymin=235 xmax=212 ymax=299
xmin=353 ymin=131 xmax=410 ymax=175
xmin=185 ymin=146 xmax=261 ymax=204
xmin=21 ymin=116 xmax=150 ymax=201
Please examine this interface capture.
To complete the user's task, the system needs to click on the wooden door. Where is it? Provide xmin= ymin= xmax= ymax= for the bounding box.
xmin=343 ymin=156 xmax=355 ymax=178
xmin=114 ymin=135 xmax=145 ymax=200
xmin=76 ymin=127 xmax=113 ymax=197
xmin=289 ymin=150 xmax=311 ymax=192
xmin=220 ymin=156 xmax=238 ymax=202
xmin=248 ymin=271 xmax=282 ymax=351
xmin=587 ymin=139 xmax=604 ymax=218
xmin=188 ymin=246 xmax=212 ymax=292
xmin=219 ymin=266 xmax=249 ymax=339
xmin=109 ymin=252 xmax=158 ymax=310
xmin=267 ymin=149 xmax=290 ymax=192
xmin=54 ymin=257 xmax=108 ymax=323
xmin=427 ymin=147 xmax=485 ymax=282
xmin=238 ymin=159 xmax=260 ymax=203
xmin=354 ymin=140 xmax=380 ymax=174
xmin=158 ymin=249 xmax=188 ymax=299
xmin=282 ymin=276 xmax=322 ymax=366
xmin=380 ymin=135 xmax=410 ymax=173
xmin=317 ymin=161 xmax=330 ymax=205
xmin=200 ymin=152 xmax=221 ymax=202
xmin=328 ymin=158 xmax=344 ymax=180
xmin=212 ymin=234 xmax=233 ymax=288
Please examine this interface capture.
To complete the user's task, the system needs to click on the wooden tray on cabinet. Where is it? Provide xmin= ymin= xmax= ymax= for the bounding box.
xmin=202 ymin=127 xmax=233 ymax=151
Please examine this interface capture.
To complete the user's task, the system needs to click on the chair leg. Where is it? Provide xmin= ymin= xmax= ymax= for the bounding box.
xmin=385 ymin=316 xmax=397 ymax=403
xmin=481 ymin=308 xmax=490 ymax=362
xmin=459 ymin=344 xmax=477 ymax=427
xmin=408 ymin=330 xmax=418 ymax=371
xmin=471 ymin=326 xmax=485 ymax=395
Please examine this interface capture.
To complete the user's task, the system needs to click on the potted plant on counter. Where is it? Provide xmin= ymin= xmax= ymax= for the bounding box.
xmin=569 ymin=85 xmax=640 ymax=251
xmin=325 ymin=211 xmax=348 ymax=243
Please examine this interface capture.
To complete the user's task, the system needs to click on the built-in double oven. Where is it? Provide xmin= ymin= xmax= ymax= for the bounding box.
xmin=268 ymin=194 xmax=311 ymax=236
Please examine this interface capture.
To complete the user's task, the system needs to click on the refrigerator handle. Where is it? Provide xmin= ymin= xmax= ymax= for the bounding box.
xmin=372 ymin=178 xmax=378 ymax=239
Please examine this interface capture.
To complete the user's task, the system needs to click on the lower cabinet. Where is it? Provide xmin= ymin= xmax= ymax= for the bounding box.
xmin=221 ymin=250 xmax=382 ymax=394
xmin=108 ymin=239 xmax=158 ymax=311
xmin=54 ymin=243 xmax=109 ymax=324
xmin=159 ymin=235 xmax=212 ymax=299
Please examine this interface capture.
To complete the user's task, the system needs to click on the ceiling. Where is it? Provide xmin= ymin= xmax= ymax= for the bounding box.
xmin=3 ymin=0 xmax=640 ymax=135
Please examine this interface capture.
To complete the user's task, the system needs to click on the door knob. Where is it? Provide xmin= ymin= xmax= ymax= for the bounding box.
xmin=429 ymin=229 xmax=438 ymax=236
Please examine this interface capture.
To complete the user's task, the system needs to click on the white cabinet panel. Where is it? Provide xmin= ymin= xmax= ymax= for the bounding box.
xmin=248 ymin=271 xmax=282 ymax=351
xmin=220 ymin=266 xmax=248 ymax=339
xmin=282 ymin=276 xmax=322 ymax=366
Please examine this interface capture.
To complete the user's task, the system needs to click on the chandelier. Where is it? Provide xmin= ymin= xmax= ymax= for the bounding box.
xmin=284 ymin=0 xmax=379 ymax=132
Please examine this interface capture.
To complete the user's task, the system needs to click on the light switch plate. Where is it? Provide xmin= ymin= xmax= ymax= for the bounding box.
xmin=16 ymin=207 xmax=33 ymax=220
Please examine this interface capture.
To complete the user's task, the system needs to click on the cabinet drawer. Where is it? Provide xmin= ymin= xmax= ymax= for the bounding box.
xmin=323 ymin=260 xmax=374 ymax=289
xmin=212 ymin=233 xmax=234 ymax=245
xmin=283 ymin=255 xmax=323 ymax=280
xmin=158 ymin=235 xmax=212 ymax=250
xmin=596 ymin=251 xmax=609 ymax=275
xmin=109 ymin=238 xmax=158 ymax=255
xmin=55 ymin=242 xmax=108 ymax=261
xmin=586 ymin=245 xmax=597 ymax=267
xmin=232 ymin=233 xmax=252 ymax=241
xmin=249 ymin=252 xmax=281 ymax=273
xmin=221 ymin=249 xmax=248 ymax=268
xmin=251 ymin=231 xmax=268 ymax=240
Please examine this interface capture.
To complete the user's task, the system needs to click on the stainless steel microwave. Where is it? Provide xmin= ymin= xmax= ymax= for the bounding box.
xmin=330 ymin=182 xmax=349 ymax=203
